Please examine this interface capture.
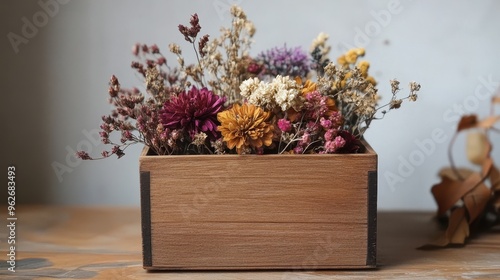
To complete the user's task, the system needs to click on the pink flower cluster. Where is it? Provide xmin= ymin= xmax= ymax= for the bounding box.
xmin=276 ymin=106 xmax=362 ymax=154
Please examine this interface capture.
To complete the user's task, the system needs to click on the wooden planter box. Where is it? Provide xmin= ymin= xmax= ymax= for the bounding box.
xmin=139 ymin=141 xmax=377 ymax=270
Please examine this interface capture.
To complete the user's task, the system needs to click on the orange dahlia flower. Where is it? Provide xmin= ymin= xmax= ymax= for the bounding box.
xmin=217 ymin=103 xmax=274 ymax=154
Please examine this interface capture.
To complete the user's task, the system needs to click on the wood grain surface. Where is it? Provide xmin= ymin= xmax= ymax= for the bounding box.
xmin=1 ymin=206 xmax=499 ymax=279
xmin=140 ymin=145 xmax=377 ymax=269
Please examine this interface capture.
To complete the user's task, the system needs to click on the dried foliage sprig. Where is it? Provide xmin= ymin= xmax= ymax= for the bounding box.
xmin=199 ymin=6 xmax=256 ymax=104
xmin=78 ymin=5 xmax=420 ymax=159
xmin=420 ymin=94 xmax=500 ymax=249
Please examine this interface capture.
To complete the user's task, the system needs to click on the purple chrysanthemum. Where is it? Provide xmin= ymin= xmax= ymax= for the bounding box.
xmin=160 ymin=86 xmax=226 ymax=139
xmin=257 ymin=45 xmax=310 ymax=78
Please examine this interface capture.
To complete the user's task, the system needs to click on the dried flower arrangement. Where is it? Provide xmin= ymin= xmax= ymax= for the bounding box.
xmin=421 ymin=95 xmax=500 ymax=248
xmin=77 ymin=6 xmax=420 ymax=159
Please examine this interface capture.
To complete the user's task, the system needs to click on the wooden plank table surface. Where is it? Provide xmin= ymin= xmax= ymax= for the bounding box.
xmin=0 ymin=206 xmax=499 ymax=279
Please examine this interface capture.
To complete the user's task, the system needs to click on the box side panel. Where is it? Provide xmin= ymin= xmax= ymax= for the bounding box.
xmin=367 ymin=170 xmax=377 ymax=267
xmin=148 ymin=156 xmax=374 ymax=224
xmin=151 ymin=222 xmax=368 ymax=269
xmin=140 ymin=171 xmax=152 ymax=268
xmin=142 ymin=153 xmax=377 ymax=269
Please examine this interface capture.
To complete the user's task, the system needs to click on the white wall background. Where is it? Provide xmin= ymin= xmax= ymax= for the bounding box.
xmin=2 ymin=0 xmax=499 ymax=209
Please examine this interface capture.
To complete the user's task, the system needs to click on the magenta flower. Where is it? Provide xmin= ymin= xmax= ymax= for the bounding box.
xmin=333 ymin=136 xmax=346 ymax=149
xmin=304 ymin=91 xmax=329 ymax=119
xmin=301 ymin=132 xmax=311 ymax=145
xmin=320 ymin=117 xmax=332 ymax=129
xmin=329 ymin=111 xmax=343 ymax=128
xmin=277 ymin=118 xmax=292 ymax=132
xmin=160 ymin=86 xmax=226 ymax=139
xmin=336 ymin=130 xmax=363 ymax=153
xmin=306 ymin=121 xmax=319 ymax=133
xmin=324 ymin=128 xmax=337 ymax=141
xmin=293 ymin=146 xmax=304 ymax=154
xmin=324 ymin=136 xmax=345 ymax=153
xmin=323 ymin=130 xmax=362 ymax=154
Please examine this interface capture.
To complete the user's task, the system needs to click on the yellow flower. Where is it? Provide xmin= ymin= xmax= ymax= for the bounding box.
xmin=325 ymin=97 xmax=338 ymax=117
xmin=294 ymin=77 xmax=318 ymax=95
xmin=337 ymin=55 xmax=348 ymax=67
xmin=339 ymin=48 xmax=366 ymax=65
xmin=345 ymin=49 xmax=358 ymax=64
xmin=217 ymin=103 xmax=274 ymax=154
xmin=302 ymin=80 xmax=317 ymax=95
xmin=366 ymin=76 xmax=377 ymax=86
xmin=340 ymin=71 xmax=353 ymax=88
xmin=357 ymin=60 xmax=370 ymax=78
xmin=355 ymin=47 xmax=365 ymax=56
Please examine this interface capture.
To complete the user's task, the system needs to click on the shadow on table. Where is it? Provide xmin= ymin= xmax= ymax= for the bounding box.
xmin=377 ymin=212 xmax=441 ymax=267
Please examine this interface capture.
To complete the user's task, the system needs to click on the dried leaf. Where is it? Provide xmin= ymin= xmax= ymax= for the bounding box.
xmin=439 ymin=167 xmax=474 ymax=181
xmin=432 ymin=173 xmax=484 ymax=216
xmin=448 ymin=207 xmax=470 ymax=244
xmin=491 ymin=164 xmax=500 ymax=212
xmin=477 ymin=115 xmax=500 ymax=129
xmin=466 ymin=132 xmax=490 ymax=165
xmin=490 ymin=164 xmax=500 ymax=191
xmin=423 ymin=207 xmax=469 ymax=248
xmin=463 ymin=183 xmax=490 ymax=224
xmin=457 ymin=115 xmax=478 ymax=131
xmin=425 ymin=91 xmax=500 ymax=249
xmin=481 ymin=157 xmax=493 ymax=178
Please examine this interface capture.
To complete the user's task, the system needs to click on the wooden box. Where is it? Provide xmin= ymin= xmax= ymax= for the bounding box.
xmin=139 ymin=141 xmax=377 ymax=270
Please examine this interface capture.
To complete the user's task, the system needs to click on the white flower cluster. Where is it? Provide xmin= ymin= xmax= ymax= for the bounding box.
xmin=239 ymin=75 xmax=302 ymax=111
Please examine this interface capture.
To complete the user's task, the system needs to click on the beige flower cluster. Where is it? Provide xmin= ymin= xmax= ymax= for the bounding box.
xmin=239 ymin=75 xmax=303 ymax=111
xmin=310 ymin=32 xmax=331 ymax=62
xmin=318 ymin=61 xmax=380 ymax=137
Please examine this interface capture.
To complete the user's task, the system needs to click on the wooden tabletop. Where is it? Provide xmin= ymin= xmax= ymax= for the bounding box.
xmin=0 ymin=206 xmax=499 ymax=279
